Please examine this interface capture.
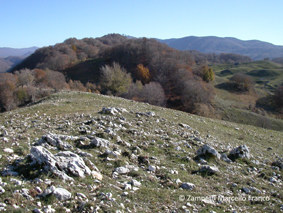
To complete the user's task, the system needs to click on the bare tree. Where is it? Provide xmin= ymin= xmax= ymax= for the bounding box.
xmin=141 ymin=82 xmax=166 ymax=106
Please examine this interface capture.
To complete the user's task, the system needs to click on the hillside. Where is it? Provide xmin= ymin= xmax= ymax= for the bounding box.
xmin=0 ymin=91 xmax=282 ymax=212
xmin=158 ymin=36 xmax=283 ymax=61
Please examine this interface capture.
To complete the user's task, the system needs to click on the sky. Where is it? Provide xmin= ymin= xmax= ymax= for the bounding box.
xmin=1 ymin=0 xmax=283 ymax=48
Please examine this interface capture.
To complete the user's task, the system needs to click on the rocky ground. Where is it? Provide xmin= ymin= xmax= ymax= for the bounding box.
xmin=0 ymin=91 xmax=282 ymax=212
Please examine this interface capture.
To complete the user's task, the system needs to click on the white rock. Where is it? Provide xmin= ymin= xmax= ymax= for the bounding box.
xmin=130 ymin=179 xmax=141 ymax=187
xmin=0 ymin=186 xmax=5 ymax=194
xmin=124 ymin=183 xmax=132 ymax=190
xmin=3 ymin=148 xmax=13 ymax=153
xmin=115 ymin=166 xmax=130 ymax=174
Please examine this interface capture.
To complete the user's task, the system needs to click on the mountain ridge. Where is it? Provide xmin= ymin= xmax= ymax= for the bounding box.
xmin=157 ymin=36 xmax=283 ymax=60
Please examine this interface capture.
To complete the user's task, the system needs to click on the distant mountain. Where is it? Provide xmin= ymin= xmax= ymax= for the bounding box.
xmin=158 ymin=36 xmax=283 ymax=60
xmin=0 ymin=47 xmax=38 ymax=58
xmin=0 ymin=58 xmax=12 ymax=73
xmin=0 ymin=47 xmax=37 ymax=72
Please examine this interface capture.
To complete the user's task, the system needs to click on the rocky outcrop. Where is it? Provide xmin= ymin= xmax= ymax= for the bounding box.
xmin=30 ymin=146 xmax=92 ymax=181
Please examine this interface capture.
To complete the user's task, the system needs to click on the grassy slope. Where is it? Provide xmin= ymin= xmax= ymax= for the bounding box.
xmin=210 ymin=61 xmax=283 ymax=131
xmin=0 ymin=91 xmax=282 ymax=212
xmin=211 ymin=60 xmax=283 ymax=92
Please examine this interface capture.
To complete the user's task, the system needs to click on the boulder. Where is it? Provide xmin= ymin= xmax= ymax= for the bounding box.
xmin=53 ymin=188 xmax=72 ymax=201
xmin=229 ymin=145 xmax=250 ymax=160
xmin=196 ymin=144 xmax=221 ymax=159
xmin=30 ymin=146 xmax=92 ymax=181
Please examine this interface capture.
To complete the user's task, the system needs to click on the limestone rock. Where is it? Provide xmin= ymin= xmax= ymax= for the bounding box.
xmin=229 ymin=145 xmax=250 ymax=160
xmin=196 ymin=144 xmax=221 ymax=159
xmin=30 ymin=146 xmax=92 ymax=181
xmin=53 ymin=188 xmax=72 ymax=201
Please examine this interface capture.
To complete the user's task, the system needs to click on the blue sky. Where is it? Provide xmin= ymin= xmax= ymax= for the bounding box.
xmin=1 ymin=0 xmax=283 ymax=48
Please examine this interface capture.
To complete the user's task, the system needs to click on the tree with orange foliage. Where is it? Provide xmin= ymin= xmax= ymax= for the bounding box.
xmin=136 ymin=64 xmax=151 ymax=84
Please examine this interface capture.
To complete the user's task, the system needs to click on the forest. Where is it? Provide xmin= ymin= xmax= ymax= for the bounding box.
xmin=2 ymin=34 xmax=283 ymax=130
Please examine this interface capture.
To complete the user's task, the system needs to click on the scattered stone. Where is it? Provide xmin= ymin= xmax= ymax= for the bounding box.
xmin=180 ymin=182 xmax=195 ymax=190
xmin=242 ymin=187 xmax=250 ymax=194
xmin=179 ymin=123 xmax=191 ymax=130
xmin=35 ymin=133 xmax=75 ymax=150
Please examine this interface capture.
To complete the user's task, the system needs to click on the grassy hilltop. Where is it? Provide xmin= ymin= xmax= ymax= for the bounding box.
xmin=0 ymin=91 xmax=282 ymax=212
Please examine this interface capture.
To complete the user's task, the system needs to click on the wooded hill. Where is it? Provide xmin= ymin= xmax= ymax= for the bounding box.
xmin=3 ymin=34 xmax=283 ymax=131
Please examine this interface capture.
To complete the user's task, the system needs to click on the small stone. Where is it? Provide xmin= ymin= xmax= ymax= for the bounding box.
xmin=242 ymin=187 xmax=250 ymax=194
xmin=0 ymin=186 xmax=5 ymax=194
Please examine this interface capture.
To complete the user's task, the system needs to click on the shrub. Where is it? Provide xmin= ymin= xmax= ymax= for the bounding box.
xmin=68 ymin=80 xmax=87 ymax=92
xmin=100 ymin=62 xmax=132 ymax=95
xmin=274 ymin=85 xmax=283 ymax=112
xmin=229 ymin=73 xmax=254 ymax=92
xmin=181 ymin=79 xmax=214 ymax=112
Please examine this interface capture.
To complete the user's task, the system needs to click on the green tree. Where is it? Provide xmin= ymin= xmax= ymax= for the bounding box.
xmin=100 ymin=62 xmax=132 ymax=95
xmin=202 ymin=66 xmax=215 ymax=82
